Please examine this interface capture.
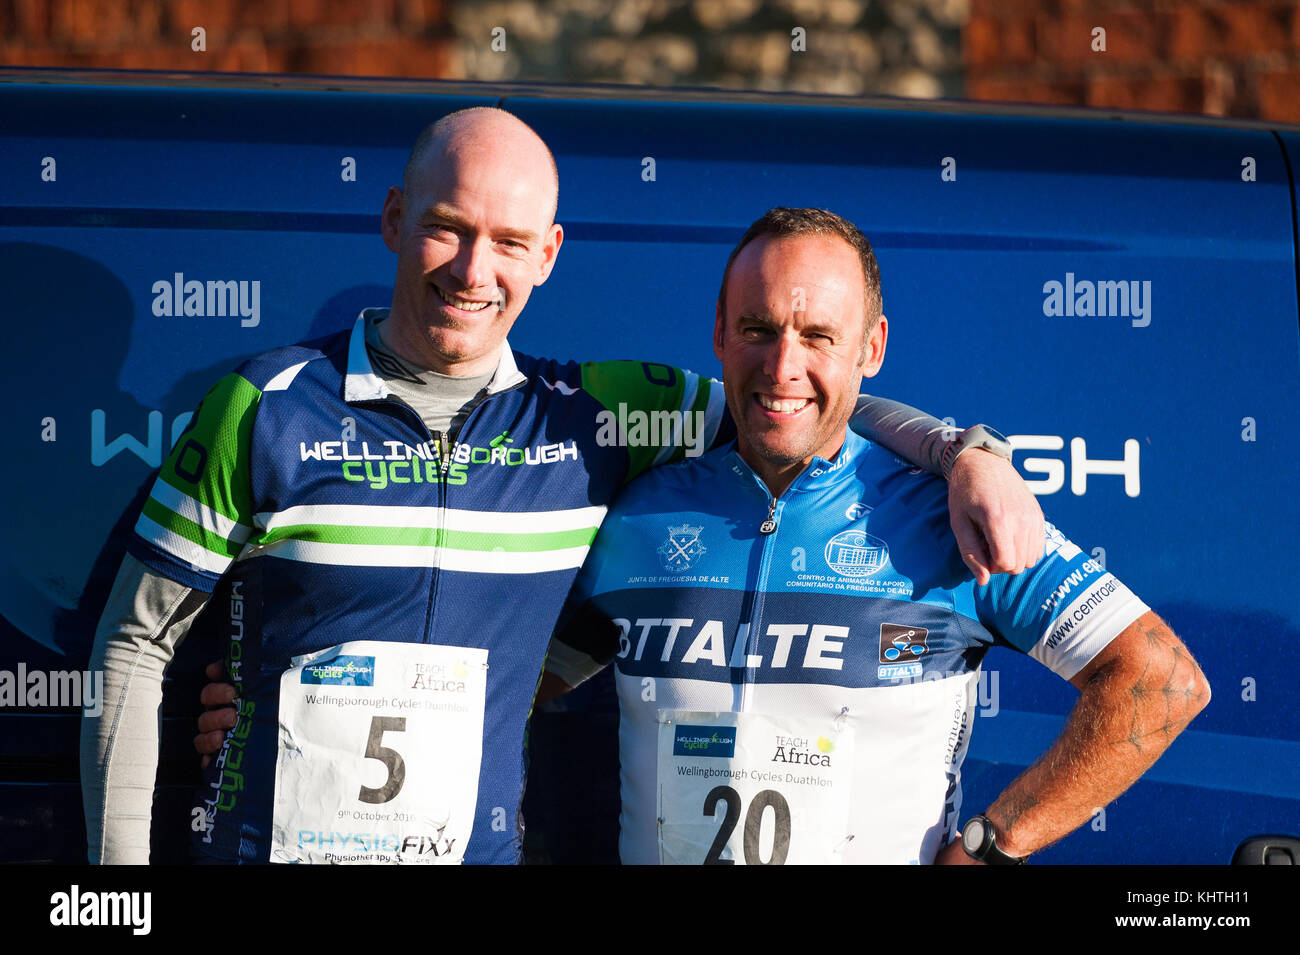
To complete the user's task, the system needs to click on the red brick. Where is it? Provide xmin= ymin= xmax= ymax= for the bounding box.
xmin=129 ymin=0 xmax=165 ymax=42
xmin=1217 ymin=2 xmax=1290 ymax=56
xmin=288 ymin=0 xmax=396 ymax=30
xmin=1170 ymin=2 xmax=1291 ymax=62
xmin=165 ymin=0 xmax=240 ymax=36
xmin=1085 ymin=71 xmax=1206 ymax=114
xmin=1040 ymin=10 xmax=1171 ymax=67
xmin=1257 ymin=67 xmax=1300 ymax=122
xmin=52 ymin=0 xmax=133 ymax=47
xmin=210 ymin=36 xmax=274 ymax=73
xmin=964 ymin=15 xmax=1038 ymax=69
xmin=963 ymin=16 xmax=1001 ymax=68
xmin=0 ymin=41 xmax=47 ymax=66
xmin=12 ymin=0 xmax=54 ymax=42
xmin=969 ymin=0 xmax=1058 ymax=18
xmin=234 ymin=0 xmax=291 ymax=33
xmin=289 ymin=36 xmax=452 ymax=78
xmin=113 ymin=43 xmax=204 ymax=70
xmin=1167 ymin=4 xmax=1213 ymax=62
xmin=397 ymin=0 xmax=448 ymax=31
xmin=965 ymin=76 xmax=1087 ymax=106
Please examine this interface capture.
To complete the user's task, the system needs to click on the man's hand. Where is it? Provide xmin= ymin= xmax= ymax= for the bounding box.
xmin=536 ymin=671 xmax=573 ymax=706
xmin=195 ymin=660 xmax=238 ymax=769
xmin=947 ymin=448 xmax=1044 ymax=585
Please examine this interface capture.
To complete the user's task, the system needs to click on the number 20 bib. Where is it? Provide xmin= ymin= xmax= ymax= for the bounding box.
xmin=656 ymin=710 xmax=855 ymax=865
xmin=270 ymin=641 xmax=488 ymax=864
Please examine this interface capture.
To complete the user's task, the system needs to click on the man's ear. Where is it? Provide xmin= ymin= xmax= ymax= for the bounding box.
xmin=380 ymin=186 xmax=404 ymax=254
xmin=713 ymin=300 xmax=726 ymax=361
xmin=860 ymin=314 xmax=888 ymax=378
xmin=534 ymin=223 xmax=564 ymax=286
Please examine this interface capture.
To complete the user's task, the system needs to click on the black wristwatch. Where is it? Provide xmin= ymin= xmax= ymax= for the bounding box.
xmin=960 ymin=814 xmax=1027 ymax=865
xmin=941 ymin=424 xmax=1012 ymax=479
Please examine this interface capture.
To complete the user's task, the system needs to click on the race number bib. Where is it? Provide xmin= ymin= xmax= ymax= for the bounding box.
xmin=656 ymin=710 xmax=854 ymax=865
xmin=270 ymin=641 xmax=488 ymax=864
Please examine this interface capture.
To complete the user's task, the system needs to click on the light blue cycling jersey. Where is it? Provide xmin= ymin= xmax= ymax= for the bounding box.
xmin=547 ymin=429 xmax=1148 ymax=864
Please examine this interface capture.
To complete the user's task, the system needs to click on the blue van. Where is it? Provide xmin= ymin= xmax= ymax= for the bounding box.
xmin=1 ymin=68 xmax=1296 ymax=864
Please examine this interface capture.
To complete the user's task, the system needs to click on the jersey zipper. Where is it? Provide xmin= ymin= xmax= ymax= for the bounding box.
xmin=423 ymin=381 xmax=526 ymax=644
xmin=729 ymin=476 xmax=788 ymax=714
xmin=740 ymin=490 xmax=784 ymax=713
xmin=361 ymin=394 xmax=442 ymax=643
xmin=370 ymin=377 xmax=526 ymax=645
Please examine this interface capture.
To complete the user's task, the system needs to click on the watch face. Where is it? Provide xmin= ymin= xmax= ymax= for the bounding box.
xmin=984 ymin=427 xmax=1008 ymax=444
xmin=962 ymin=818 xmax=987 ymax=853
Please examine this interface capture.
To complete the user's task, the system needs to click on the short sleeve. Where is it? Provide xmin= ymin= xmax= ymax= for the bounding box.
xmin=580 ymin=360 xmax=731 ymax=481
xmin=975 ymin=522 xmax=1150 ymax=681
xmin=129 ymin=372 xmax=261 ymax=592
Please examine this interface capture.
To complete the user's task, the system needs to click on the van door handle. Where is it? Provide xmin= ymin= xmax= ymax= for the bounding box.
xmin=1232 ymin=835 xmax=1300 ymax=864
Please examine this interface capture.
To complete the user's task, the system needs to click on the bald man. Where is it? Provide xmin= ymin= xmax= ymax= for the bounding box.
xmin=81 ymin=109 xmax=1043 ymax=865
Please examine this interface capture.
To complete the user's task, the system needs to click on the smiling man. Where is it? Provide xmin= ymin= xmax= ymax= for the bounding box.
xmin=82 ymin=112 xmax=1043 ymax=865
xmin=545 ymin=208 xmax=1210 ymax=865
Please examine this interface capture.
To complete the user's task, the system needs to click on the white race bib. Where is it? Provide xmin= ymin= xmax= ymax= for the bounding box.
xmin=270 ymin=641 xmax=488 ymax=864
xmin=656 ymin=710 xmax=855 ymax=865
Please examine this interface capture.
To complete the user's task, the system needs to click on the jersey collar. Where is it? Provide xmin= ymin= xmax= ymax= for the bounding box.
xmin=343 ymin=308 xmax=527 ymax=403
xmin=724 ymin=427 xmax=870 ymax=496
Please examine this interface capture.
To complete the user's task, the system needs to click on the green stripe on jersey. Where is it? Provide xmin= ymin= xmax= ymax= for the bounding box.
xmin=140 ymin=496 xmax=248 ymax=559
xmin=155 ymin=373 xmax=261 ymax=529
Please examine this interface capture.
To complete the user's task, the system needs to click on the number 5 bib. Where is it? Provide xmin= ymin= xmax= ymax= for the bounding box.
xmin=270 ymin=641 xmax=488 ymax=864
xmin=656 ymin=710 xmax=855 ymax=865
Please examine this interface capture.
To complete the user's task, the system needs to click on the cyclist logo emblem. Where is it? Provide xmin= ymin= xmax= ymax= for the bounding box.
xmin=658 ymin=524 xmax=706 ymax=572
xmin=824 ymin=529 xmax=889 ymax=578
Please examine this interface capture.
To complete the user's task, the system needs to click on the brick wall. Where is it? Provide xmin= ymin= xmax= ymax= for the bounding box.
xmin=1 ymin=0 xmax=965 ymax=98
xmin=965 ymin=0 xmax=1300 ymax=122
xmin=0 ymin=0 xmax=455 ymax=77
xmin=3 ymin=1 xmax=1297 ymax=123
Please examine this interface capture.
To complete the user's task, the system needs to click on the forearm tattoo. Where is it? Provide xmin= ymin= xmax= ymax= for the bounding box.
xmin=1112 ymin=618 xmax=1208 ymax=755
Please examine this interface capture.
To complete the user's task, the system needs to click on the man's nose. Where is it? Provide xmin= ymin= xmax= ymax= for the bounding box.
xmin=763 ymin=333 xmax=804 ymax=381
xmin=448 ymin=235 xmax=494 ymax=291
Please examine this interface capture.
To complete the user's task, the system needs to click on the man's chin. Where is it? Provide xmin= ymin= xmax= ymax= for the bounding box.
xmin=743 ymin=440 xmax=811 ymax=471
xmin=424 ymin=319 xmax=509 ymax=361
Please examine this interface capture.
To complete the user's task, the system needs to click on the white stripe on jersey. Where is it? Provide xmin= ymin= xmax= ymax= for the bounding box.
xmin=1032 ymin=573 xmax=1149 ymax=680
xmin=254 ymin=538 xmax=593 ymax=574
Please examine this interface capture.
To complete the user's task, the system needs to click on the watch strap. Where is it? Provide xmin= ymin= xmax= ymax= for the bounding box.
xmin=941 ymin=424 xmax=1012 ymax=479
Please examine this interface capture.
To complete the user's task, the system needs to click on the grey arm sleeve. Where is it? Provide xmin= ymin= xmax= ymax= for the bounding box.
xmin=849 ymin=393 xmax=955 ymax=477
xmin=79 ymin=553 xmax=210 ymax=864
